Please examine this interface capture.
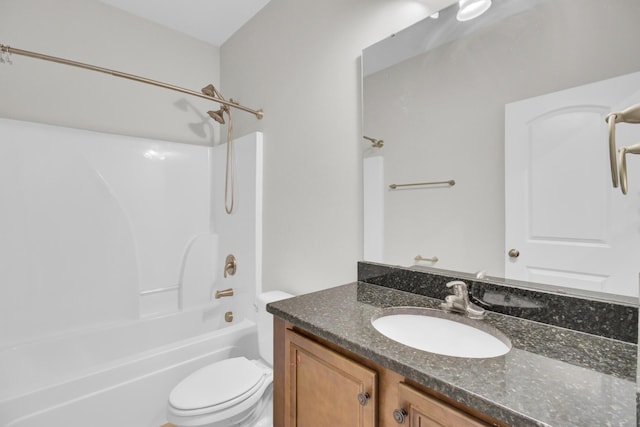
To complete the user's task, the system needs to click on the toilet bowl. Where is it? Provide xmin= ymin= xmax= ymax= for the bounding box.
xmin=167 ymin=291 xmax=292 ymax=427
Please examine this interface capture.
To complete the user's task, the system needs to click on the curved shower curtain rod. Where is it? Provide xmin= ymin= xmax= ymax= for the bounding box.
xmin=0 ymin=43 xmax=264 ymax=120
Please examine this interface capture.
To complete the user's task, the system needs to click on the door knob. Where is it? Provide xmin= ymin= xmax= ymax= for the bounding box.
xmin=393 ymin=408 xmax=408 ymax=424
xmin=508 ymin=249 xmax=520 ymax=258
xmin=357 ymin=392 xmax=370 ymax=406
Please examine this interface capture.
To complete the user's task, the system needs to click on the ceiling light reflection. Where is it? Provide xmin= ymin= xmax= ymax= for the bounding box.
xmin=456 ymin=0 xmax=492 ymax=22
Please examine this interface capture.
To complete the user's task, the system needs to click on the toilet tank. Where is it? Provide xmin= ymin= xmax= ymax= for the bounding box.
xmin=256 ymin=291 xmax=293 ymax=366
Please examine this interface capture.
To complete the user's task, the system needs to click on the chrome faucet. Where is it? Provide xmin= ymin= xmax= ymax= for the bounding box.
xmin=440 ymin=280 xmax=486 ymax=319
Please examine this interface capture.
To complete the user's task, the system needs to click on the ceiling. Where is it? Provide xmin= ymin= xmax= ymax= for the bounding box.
xmin=100 ymin=0 xmax=271 ymax=47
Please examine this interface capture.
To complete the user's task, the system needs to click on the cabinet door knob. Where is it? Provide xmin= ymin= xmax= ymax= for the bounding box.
xmin=357 ymin=392 xmax=370 ymax=406
xmin=393 ymin=408 xmax=408 ymax=424
xmin=508 ymin=248 xmax=520 ymax=258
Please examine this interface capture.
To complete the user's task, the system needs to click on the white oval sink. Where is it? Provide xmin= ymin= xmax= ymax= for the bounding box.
xmin=371 ymin=307 xmax=511 ymax=358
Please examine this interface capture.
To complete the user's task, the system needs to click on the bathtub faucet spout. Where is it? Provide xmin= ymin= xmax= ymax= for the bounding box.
xmin=215 ymin=288 xmax=234 ymax=299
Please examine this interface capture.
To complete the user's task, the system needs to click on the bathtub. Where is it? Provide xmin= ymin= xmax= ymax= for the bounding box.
xmin=0 ymin=304 xmax=258 ymax=427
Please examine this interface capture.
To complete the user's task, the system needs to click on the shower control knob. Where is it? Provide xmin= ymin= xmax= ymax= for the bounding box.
xmin=224 ymin=254 xmax=237 ymax=278
xmin=357 ymin=392 xmax=370 ymax=406
xmin=508 ymin=248 xmax=520 ymax=258
xmin=393 ymin=408 xmax=408 ymax=424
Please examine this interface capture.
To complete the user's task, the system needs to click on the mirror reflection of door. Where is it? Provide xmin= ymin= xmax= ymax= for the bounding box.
xmin=505 ymin=72 xmax=640 ymax=297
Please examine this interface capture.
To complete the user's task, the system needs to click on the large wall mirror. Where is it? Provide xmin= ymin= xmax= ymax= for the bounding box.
xmin=362 ymin=0 xmax=640 ymax=302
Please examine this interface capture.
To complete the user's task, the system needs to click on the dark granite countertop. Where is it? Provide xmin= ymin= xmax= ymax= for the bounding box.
xmin=268 ymin=282 xmax=637 ymax=427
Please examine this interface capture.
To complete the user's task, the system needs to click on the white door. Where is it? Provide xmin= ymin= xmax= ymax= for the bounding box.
xmin=505 ymin=72 xmax=640 ymax=297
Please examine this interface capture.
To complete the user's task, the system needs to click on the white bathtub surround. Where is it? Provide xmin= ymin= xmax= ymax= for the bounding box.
xmin=210 ymin=133 xmax=264 ymax=323
xmin=0 ymin=118 xmax=211 ymax=346
xmin=0 ymin=118 xmax=264 ymax=426
xmin=180 ymin=233 xmax=220 ymax=307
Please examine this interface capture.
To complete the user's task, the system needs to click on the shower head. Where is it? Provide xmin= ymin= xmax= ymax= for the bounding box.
xmin=201 ymin=84 xmax=219 ymax=98
xmin=363 ymin=135 xmax=384 ymax=148
xmin=207 ymin=108 xmax=226 ymax=124
xmin=202 ymin=84 xmax=229 ymax=124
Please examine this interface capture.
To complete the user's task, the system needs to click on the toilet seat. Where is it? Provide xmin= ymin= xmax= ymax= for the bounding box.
xmin=168 ymin=357 xmax=272 ymax=426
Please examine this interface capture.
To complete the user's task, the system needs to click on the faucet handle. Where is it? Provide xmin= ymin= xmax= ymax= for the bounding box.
xmin=224 ymin=254 xmax=237 ymax=278
xmin=443 ymin=280 xmax=486 ymax=319
xmin=446 ymin=280 xmax=467 ymax=295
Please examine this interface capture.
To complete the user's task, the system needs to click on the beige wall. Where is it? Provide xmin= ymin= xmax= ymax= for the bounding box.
xmin=221 ymin=0 xmax=455 ymax=294
xmin=0 ymin=0 xmax=220 ymax=146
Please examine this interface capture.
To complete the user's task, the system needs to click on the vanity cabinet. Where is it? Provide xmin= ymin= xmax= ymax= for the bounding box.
xmin=395 ymin=382 xmax=488 ymax=427
xmin=275 ymin=318 xmax=498 ymax=427
xmin=283 ymin=327 xmax=377 ymax=427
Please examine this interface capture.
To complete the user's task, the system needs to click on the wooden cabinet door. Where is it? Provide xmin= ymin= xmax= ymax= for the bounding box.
xmin=397 ymin=383 xmax=488 ymax=427
xmin=284 ymin=329 xmax=377 ymax=427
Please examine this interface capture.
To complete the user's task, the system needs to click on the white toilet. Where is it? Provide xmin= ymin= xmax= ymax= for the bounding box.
xmin=167 ymin=291 xmax=292 ymax=427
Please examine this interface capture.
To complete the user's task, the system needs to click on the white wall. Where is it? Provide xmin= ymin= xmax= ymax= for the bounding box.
xmin=0 ymin=0 xmax=220 ymax=146
xmin=221 ymin=0 xmax=455 ymax=295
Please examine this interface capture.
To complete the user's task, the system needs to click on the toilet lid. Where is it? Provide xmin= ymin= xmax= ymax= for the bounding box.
xmin=170 ymin=357 xmax=266 ymax=411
